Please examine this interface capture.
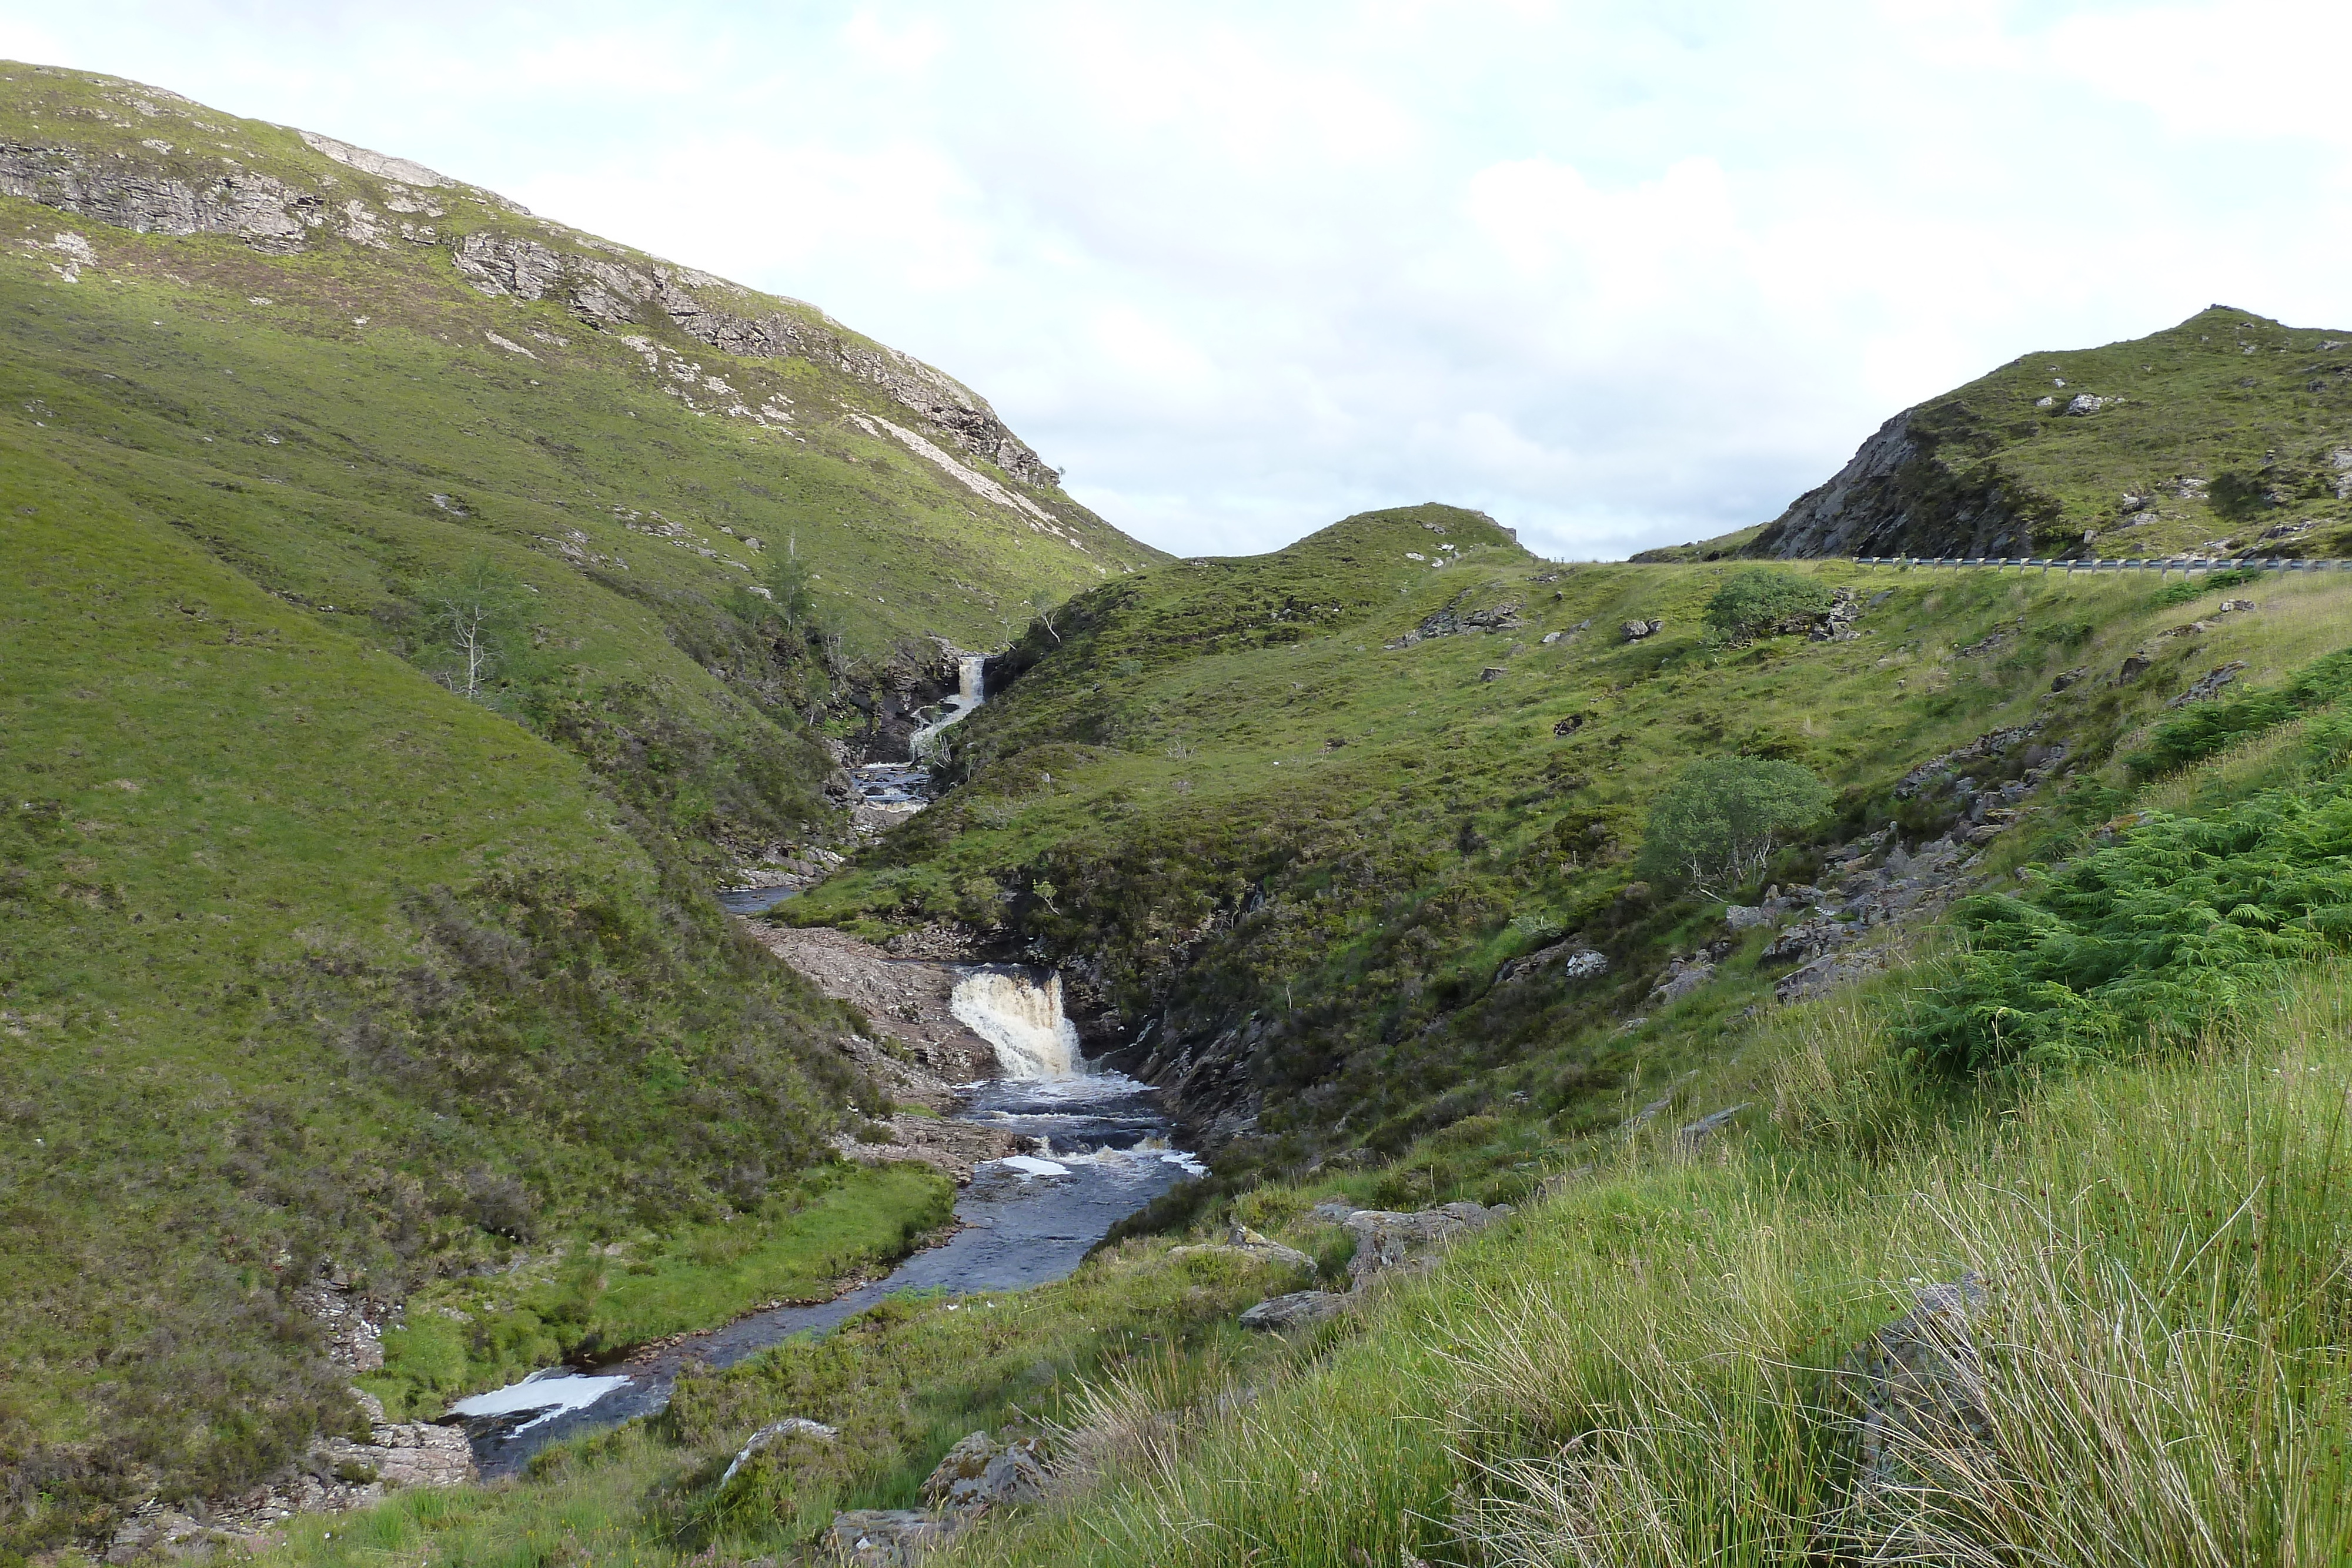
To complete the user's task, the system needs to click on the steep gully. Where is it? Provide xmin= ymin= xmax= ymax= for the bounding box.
xmin=454 ymin=660 xmax=1201 ymax=1479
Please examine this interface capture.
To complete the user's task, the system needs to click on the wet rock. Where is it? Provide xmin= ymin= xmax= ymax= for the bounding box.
xmin=827 ymin=1509 xmax=968 ymax=1566
xmin=1238 ymin=1290 xmax=1349 ymax=1330
xmin=1344 ymin=1202 xmax=1508 ymax=1287
xmin=1844 ymin=1274 xmax=1992 ymax=1490
xmin=2168 ymin=661 xmax=2249 ymax=708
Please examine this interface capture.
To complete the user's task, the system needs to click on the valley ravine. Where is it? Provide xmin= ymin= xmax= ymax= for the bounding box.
xmin=453 ymin=949 xmax=1199 ymax=1478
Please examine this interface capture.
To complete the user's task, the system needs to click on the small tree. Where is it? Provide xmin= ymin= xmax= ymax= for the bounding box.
xmin=1702 ymin=567 xmax=1832 ymax=645
xmin=1028 ymin=586 xmax=1064 ymax=644
xmin=417 ymin=554 xmax=533 ymax=700
xmin=764 ymin=547 xmax=819 ymax=634
xmin=1636 ymin=755 xmax=1829 ymax=896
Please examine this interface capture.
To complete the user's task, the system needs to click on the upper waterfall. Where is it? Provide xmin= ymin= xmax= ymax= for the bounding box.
xmin=950 ymin=967 xmax=1081 ymax=1078
xmin=910 ymin=654 xmax=988 ymax=761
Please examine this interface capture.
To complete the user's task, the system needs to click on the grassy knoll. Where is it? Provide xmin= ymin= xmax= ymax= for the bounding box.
xmin=791 ymin=502 xmax=2352 ymax=1178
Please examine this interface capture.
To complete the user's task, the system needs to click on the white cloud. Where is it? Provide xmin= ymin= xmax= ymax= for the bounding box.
xmin=6 ymin=1 xmax=2350 ymax=560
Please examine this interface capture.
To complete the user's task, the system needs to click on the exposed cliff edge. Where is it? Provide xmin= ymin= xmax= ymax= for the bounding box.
xmin=1743 ymin=405 xmax=2062 ymax=560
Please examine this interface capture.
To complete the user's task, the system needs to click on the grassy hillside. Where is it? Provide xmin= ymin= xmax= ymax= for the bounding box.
xmin=0 ymin=59 xmax=1163 ymax=861
xmin=787 ymin=503 xmax=2352 ymax=1189
xmin=245 ymin=560 xmax=2352 ymax=1568
xmin=0 ymin=59 xmax=1160 ymax=1544
xmin=1649 ymin=306 xmax=2352 ymax=565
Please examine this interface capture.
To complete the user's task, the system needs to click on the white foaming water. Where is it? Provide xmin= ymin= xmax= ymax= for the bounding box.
xmin=447 ymin=1368 xmax=630 ymax=1431
xmin=910 ymin=655 xmax=987 ymax=761
xmin=951 ymin=967 xmax=1081 ymax=1078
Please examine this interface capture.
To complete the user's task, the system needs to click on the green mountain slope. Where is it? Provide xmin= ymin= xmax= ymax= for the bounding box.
xmin=1642 ymin=306 xmax=2352 ymax=564
xmin=242 ymin=535 xmax=2352 ymax=1568
xmin=791 ymin=505 xmax=2352 ymax=1184
xmin=0 ymin=59 xmax=1161 ymax=1537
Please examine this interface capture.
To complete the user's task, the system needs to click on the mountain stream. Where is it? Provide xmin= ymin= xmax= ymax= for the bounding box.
xmin=453 ymin=904 xmax=1195 ymax=1476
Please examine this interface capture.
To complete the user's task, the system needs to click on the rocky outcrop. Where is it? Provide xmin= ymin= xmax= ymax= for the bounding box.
xmin=448 ymin=232 xmax=1061 ymax=490
xmin=104 ymin=1391 xmax=472 ymax=1562
xmin=824 ymin=1431 xmax=1049 ymax=1563
xmin=1 ymin=141 xmax=322 ymax=250
xmin=1236 ymin=1200 xmax=1511 ymax=1329
xmin=1749 ymin=406 xmax=2060 ymax=560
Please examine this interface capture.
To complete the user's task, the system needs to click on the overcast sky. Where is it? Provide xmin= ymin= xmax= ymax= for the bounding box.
xmin=5 ymin=2 xmax=2348 ymax=559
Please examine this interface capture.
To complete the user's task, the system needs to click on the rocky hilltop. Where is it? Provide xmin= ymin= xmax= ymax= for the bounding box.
xmin=1639 ymin=306 xmax=2352 ymax=564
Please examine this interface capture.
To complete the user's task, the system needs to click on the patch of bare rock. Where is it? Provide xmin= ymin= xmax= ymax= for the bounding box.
xmin=1235 ymin=1200 xmax=1512 ymax=1332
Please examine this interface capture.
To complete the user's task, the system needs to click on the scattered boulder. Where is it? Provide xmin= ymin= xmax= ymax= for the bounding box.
xmin=1553 ymin=713 xmax=1586 ymax=736
xmin=2050 ymin=666 xmax=2089 ymax=693
xmin=2064 ymin=393 xmax=2106 ymax=415
xmin=922 ymin=1431 xmax=1051 ymax=1510
xmin=1622 ymin=618 xmax=1665 ymax=641
xmin=2168 ymin=661 xmax=2250 ymax=708
xmin=1676 ymin=1104 xmax=1749 ymax=1148
xmin=1168 ymin=1227 xmax=1315 ymax=1273
xmin=2114 ymin=652 xmax=2153 ymax=684
xmin=828 ymin=1509 xmax=968 ymax=1566
xmin=1497 ymin=938 xmax=1608 ymax=987
xmin=1648 ymin=957 xmax=1715 ymax=1006
xmin=1479 ymin=666 xmax=1507 ymax=683
xmin=1722 ymin=904 xmax=1776 ymax=931
xmin=1238 ymin=1290 xmax=1349 ymax=1330
xmin=1344 ymin=1202 xmax=1508 ymax=1287
xmin=2217 ymin=597 xmax=2256 ymax=614
xmin=1540 ymin=630 xmax=1563 ymax=645
xmin=1843 ymin=1274 xmax=1992 ymax=1491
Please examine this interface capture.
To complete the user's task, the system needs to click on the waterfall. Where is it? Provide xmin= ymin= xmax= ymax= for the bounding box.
xmin=910 ymin=654 xmax=988 ymax=761
xmin=950 ymin=967 xmax=1080 ymax=1078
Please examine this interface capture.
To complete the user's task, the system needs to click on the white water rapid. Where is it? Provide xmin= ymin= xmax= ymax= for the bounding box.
xmin=950 ymin=967 xmax=1081 ymax=1078
xmin=909 ymin=654 xmax=987 ymax=761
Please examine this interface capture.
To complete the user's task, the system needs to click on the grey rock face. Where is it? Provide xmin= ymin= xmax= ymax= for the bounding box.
xmin=1648 ymin=957 xmax=1714 ymax=1005
xmin=0 ymin=141 xmax=320 ymax=249
xmin=298 ymin=129 xmax=452 ymax=188
xmin=1749 ymin=406 xmax=2050 ymax=560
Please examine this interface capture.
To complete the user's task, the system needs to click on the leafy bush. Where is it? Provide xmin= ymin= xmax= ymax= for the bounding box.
xmin=1635 ymin=756 xmax=1830 ymax=895
xmin=1701 ymin=568 xmax=1832 ymax=644
xmin=1905 ymin=722 xmax=2352 ymax=1075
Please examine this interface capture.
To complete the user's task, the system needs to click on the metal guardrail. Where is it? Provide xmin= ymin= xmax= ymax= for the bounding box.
xmin=1853 ymin=555 xmax=2349 ymax=576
